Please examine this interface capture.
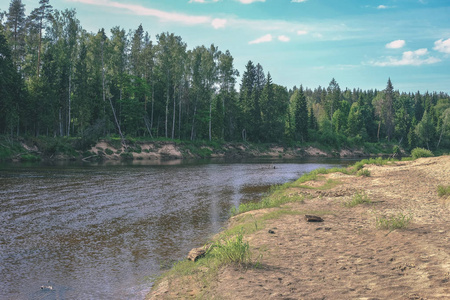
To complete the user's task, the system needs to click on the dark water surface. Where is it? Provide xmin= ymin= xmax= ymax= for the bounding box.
xmin=0 ymin=158 xmax=353 ymax=299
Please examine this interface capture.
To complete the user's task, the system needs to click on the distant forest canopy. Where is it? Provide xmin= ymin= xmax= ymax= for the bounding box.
xmin=1 ymin=0 xmax=450 ymax=151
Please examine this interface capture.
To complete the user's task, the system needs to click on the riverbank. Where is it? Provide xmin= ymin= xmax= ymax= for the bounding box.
xmin=1 ymin=136 xmax=397 ymax=163
xmin=148 ymin=156 xmax=450 ymax=299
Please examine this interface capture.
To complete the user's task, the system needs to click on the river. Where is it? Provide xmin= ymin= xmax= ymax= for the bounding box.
xmin=0 ymin=158 xmax=353 ymax=299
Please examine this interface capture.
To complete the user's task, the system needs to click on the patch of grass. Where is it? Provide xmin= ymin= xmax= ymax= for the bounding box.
xmin=297 ymin=177 xmax=342 ymax=190
xmin=105 ymin=148 xmax=114 ymax=155
xmin=344 ymin=191 xmax=371 ymax=207
xmin=231 ymin=183 xmax=304 ymax=216
xmin=411 ymin=147 xmax=433 ymax=159
xmin=356 ymin=168 xmax=371 ymax=177
xmin=152 ymin=230 xmax=257 ymax=298
xmin=438 ymin=185 xmax=450 ymax=197
xmin=209 ymin=231 xmax=252 ymax=267
xmin=375 ymin=212 xmax=412 ymax=230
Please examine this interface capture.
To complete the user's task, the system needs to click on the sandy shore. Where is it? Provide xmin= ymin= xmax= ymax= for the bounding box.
xmin=148 ymin=156 xmax=450 ymax=299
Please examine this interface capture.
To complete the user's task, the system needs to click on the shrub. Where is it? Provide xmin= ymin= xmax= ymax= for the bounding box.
xmin=437 ymin=185 xmax=450 ymax=197
xmin=376 ymin=212 xmax=412 ymax=230
xmin=120 ymin=152 xmax=133 ymax=160
xmin=209 ymin=231 xmax=252 ymax=266
xmin=411 ymin=147 xmax=433 ymax=159
xmin=356 ymin=169 xmax=371 ymax=177
xmin=344 ymin=191 xmax=371 ymax=207
xmin=105 ymin=148 xmax=114 ymax=155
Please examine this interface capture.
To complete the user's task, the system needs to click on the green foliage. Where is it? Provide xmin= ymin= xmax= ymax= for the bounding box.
xmin=209 ymin=231 xmax=252 ymax=266
xmin=105 ymin=148 xmax=114 ymax=155
xmin=356 ymin=168 xmax=371 ymax=177
xmin=437 ymin=185 xmax=450 ymax=197
xmin=1 ymin=0 xmax=449 ymax=156
xmin=344 ymin=191 xmax=371 ymax=207
xmin=411 ymin=147 xmax=433 ymax=159
xmin=375 ymin=212 xmax=412 ymax=230
xmin=120 ymin=152 xmax=133 ymax=160
xmin=19 ymin=153 xmax=41 ymax=162
xmin=231 ymin=183 xmax=303 ymax=215
xmin=73 ymin=119 xmax=106 ymax=151
xmin=30 ymin=136 xmax=77 ymax=157
xmin=0 ymin=136 xmax=25 ymax=161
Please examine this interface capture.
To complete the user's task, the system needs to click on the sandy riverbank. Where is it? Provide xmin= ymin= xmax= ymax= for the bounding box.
xmin=148 ymin=156 xmax=450 ymax=299
xmin=88 ymin=140 xmax=369 ymax=161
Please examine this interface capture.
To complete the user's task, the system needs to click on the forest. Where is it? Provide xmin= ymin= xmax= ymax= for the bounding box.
xmin=1 ymin=0 xmax=450 ymax=153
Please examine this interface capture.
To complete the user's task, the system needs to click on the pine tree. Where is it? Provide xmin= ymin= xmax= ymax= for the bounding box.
xmin=28 ymin=0 xmax=53 ymax=77
xmin=293 ymin=85 xmax=308 ymax=142
xmin=5 ymin=0 xmax=26 ymax=68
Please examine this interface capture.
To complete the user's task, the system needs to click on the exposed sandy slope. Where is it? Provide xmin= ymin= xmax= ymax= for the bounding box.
xmin=89 ymin=140 xmax=369 ymax=161
xmin=149 ymin=156 xmax=450 ymax=299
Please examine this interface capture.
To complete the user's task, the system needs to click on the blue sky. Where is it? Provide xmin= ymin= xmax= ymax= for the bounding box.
xmin=17 ymin=0 xmax=450 ymax=93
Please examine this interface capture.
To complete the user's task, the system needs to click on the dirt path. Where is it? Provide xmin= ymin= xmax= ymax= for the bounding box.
xmin=150 ymin=156 xmax=450 ymax=299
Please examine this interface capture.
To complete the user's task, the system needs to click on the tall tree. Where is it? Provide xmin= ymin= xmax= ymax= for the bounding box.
xmin=0 ymin=25 xmax=25 ymax=134
xmin=5 ymin=0 xmax=26 ymax=68
xmin=29 ymin=0 xmax=53 ymax=77
xmin=374 ymin=78 xmax=395 ymax=141
xmin=292 ymin=85 xmax=308 ymax=142
xmin=155 ymin=32 xmax=186 ymax=139
xmin=325 ymin=78 xmax=340 ymax=120
xmin=130 ymin=24 xmax=144 ymax=78
xmin=217 ymin=49 xmax=239 ymax=140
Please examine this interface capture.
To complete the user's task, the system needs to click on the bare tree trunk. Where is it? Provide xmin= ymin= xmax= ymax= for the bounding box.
xmin=37 ymin=21 xmax=42 ymax=77
xmin=436 ymin=112 xmax=448 ymax=149
xmin=191 ymin=98 xmax=197 ymax=141
xmin=59 ymin=107 xmax=63 ymax=136
xmin=101 ymin=41 xmax=106 ymax=118
xmin=165 ymin=71 xmax=169 ymax=138
xmin=67 ymin=73 xmax=71 ymax=136
xmin=209 ymin=97 xmax=212 ymax=141
xmin=151 ymin=80 xmax=154 ymax=134
xmin=171 ymin=85 xmax=176 ymax=139
xmin=108 ymin=92 xmax=126 ymax=148
xmin=178 ymin=86 xmax=182 ymax=140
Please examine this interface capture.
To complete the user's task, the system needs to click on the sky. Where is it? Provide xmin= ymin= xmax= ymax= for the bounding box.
xmin=13 ymin=0 xmax=450 ymax=93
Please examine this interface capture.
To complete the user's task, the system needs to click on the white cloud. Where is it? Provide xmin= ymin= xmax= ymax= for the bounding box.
xmin=189 ymin=0 xmax=219 ymax=3
xmin=291 ymin=0 xmax=308 ymax=2
xmin=70 ymin=0 xmax=228 ymax=28
xmin=238 ymin=0 xmax=265 ymax=4
xmin=211 ymin=18 xmax=227 ymax=29
xmin=278 ymin=35 xmax=290 ymax=42
xmin=434 ymin=38 xmax=450 ymax=54
xmin=372 ymin=48 xmax=441 ymax=66
xmin=377 ymin=5 xmax=388 ymax=9
xmin=297 ymin=30 xmax=308 ymax=35
xmin=386 ymin=40 xmax=406 ymax=49
xmin=249 ymin=34 xmax=272 ymax=44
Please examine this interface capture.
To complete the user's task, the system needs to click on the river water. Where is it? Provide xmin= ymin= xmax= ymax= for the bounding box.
xmin=0 ymin=158 xmax=352 ymax=299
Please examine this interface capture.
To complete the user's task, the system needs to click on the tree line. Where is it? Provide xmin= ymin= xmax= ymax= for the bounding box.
xmin=1 ymin=0 xmax=449 ymax=151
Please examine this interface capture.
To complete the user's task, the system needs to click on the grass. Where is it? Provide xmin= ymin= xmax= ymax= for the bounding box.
xmin=356 ymin=168 xmax=371 ymax=177
xmin=344 ymin=191 xmax=372 ymax=207
xmin=438 ymin=185 xmax=450 ymax=197
xmin=152 ymin=205 xmax=333 ymax=297
xmin=231 ymin=157 xmax=396 ymax=216
xmin=411 ymin=147 xmax=434 ymax=159
xmin=231 ymin=183 xmax=304 ymax=215
xmin=208 ymin=231 xmax=252 ymax=266
xmin=375 ymin=212 xmax=412 ymax=230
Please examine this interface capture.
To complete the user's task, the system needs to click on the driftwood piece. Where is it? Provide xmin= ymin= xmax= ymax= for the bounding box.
xmin=304 ymin=215 xmax=324 ymax=222
xmin=187 ymin=247 xmax=206 ymax=262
